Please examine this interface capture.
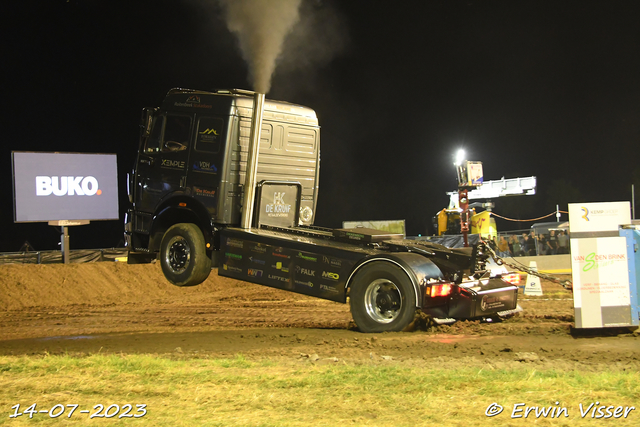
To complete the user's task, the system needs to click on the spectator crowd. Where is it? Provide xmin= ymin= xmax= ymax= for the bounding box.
xmin=495 ymin=229 xmax=570 ymax=257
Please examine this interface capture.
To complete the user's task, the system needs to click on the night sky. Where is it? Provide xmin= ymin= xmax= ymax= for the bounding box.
xmin=2 ymin=0 xmax=640 ymax=252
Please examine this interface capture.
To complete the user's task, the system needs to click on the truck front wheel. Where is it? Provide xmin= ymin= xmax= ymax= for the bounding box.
xmin=160 ymin=223 xmax=211 ymax=287
xmin=349 ymin=262 xmax=417 ymax=333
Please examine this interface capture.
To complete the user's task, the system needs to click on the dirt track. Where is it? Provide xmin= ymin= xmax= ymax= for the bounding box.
xmin=1 ymin=262 xmax=639 ymax=367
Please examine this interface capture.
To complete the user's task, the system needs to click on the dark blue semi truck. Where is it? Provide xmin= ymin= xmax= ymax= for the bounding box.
xmin=124 ymin=89 xmax=518 ymax=332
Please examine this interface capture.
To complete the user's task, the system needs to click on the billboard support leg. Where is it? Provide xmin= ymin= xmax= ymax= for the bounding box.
xmin=61 ymin=226 xmax=70 ymax=264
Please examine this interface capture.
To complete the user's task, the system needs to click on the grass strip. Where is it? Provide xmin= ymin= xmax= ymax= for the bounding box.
xmin=0 ymin=354 xmax=638 ymax=426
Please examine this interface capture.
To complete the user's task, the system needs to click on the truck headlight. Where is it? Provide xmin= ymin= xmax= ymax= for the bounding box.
xmin=300 ymin=206 xmax=313 ymax=223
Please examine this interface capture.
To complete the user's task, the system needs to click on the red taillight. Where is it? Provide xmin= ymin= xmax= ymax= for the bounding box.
xmin=429 ymin=283 xmax=453 ymax=298
xmin=502 ymin=273 xmax=521 ymax=285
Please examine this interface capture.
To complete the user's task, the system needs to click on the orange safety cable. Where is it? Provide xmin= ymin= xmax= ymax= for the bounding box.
xmin=490 ymin=211 xmax=558 ymax=222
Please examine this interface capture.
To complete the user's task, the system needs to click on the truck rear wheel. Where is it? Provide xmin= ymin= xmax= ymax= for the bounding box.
xmin=160 ymin=223 xmax=211 ymax=287
xmin=349 ymin=262 xmax=417 ymax=333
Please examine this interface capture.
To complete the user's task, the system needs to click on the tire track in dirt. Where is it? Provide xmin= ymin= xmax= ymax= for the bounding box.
xmin=0 ymin=262 xmax=577 ymax=341
xmin=3 ymin=262 xmax=638 ymax=368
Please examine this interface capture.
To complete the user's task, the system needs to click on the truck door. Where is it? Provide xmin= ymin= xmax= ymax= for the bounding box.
xmin=136 ymin=113 xmax=193 ymax=214
xmin=186 ymin=116 xmax=226 ymax=219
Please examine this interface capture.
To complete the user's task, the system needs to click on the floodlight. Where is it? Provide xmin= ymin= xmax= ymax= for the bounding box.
xmin=454 ymin=149 xmax=466 ymax=166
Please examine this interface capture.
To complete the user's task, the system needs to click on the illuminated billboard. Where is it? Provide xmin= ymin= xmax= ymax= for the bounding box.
xmin=12 ymin=152 xmax=119 ymax=222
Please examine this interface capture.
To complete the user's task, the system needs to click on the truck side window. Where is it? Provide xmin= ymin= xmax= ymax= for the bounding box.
xmin=196 ymin=117 xmax=224 ymax=153
xmin=144 ymin=116 xmax=165 ymax=153
xmin=162 ymin=114 xmax=192 ymax=152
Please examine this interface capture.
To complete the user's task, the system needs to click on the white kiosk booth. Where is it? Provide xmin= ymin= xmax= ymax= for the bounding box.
xmin=569 ymin=201 xmax=639 ymax=329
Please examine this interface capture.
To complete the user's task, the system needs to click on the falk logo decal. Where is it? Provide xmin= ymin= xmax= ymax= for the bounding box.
xmin=187 ymin=95 xmax=200 ymax=104
xmin=296 ymin=265 xmax=315 ymax=277
xmin=199 ymin=128 xmax=219 ymax=135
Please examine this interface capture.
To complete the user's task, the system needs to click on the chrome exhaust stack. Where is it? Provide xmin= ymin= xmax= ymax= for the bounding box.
xmin=240 ymin=91 xmax=266 ymax=229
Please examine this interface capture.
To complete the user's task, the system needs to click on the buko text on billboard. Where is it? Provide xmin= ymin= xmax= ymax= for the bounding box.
xmin=12 ymin=152 xmax=119 ymax=222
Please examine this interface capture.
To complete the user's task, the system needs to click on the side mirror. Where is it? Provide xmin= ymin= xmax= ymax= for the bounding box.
xmin=140 ymin=107 xmax=155 ymax=138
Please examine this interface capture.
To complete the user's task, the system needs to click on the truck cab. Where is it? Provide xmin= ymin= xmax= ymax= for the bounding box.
xmin=125 ymin=89 xmax=320 ymax=261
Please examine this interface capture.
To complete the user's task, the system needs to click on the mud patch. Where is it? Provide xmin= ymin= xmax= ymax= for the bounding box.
xmin=0 ymin=263 xmax=638 ymax=367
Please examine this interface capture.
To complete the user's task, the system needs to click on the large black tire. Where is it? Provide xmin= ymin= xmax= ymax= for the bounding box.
xmin=160 ymin=223 xmax=211 ymax=287
xmin=349 ymin=262 xmax=417 ymax=333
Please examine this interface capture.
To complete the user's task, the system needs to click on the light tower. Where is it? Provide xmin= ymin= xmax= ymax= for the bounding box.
xmin=453 ymin=149 xmax=483 ymax=247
